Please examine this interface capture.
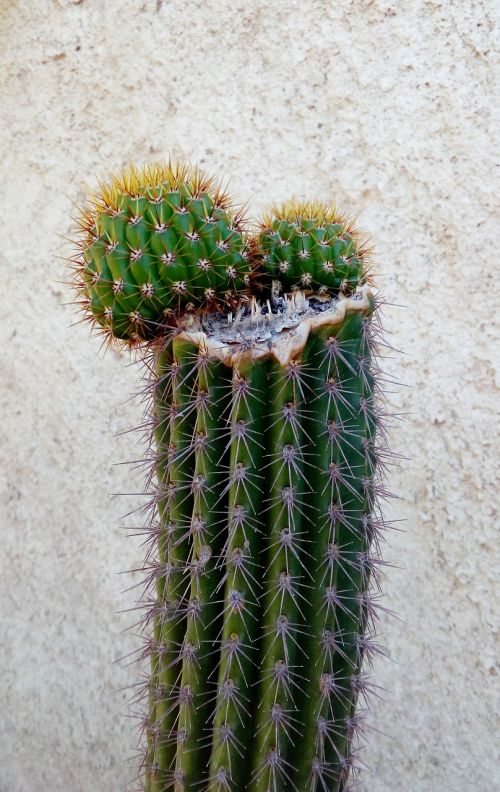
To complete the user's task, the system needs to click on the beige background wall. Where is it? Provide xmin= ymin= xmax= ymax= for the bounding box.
xmin=0 ymin=1 xmax=498 ymax=790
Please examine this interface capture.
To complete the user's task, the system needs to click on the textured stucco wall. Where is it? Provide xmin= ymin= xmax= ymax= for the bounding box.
xmin=1 ymin=1 xmax=498 ymax=790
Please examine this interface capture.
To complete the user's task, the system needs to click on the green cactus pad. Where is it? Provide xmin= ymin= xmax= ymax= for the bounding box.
xmin=74 ymin=162 xmax=252 ymax=341
xmin=257 ymin=201 xmax=370 ymax=298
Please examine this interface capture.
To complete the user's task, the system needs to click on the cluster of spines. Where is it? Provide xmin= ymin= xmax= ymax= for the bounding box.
xmin=118 ymin=290 xmax=395 ymax=792
xmin=70 ymin=162 xmax=252 ymax=343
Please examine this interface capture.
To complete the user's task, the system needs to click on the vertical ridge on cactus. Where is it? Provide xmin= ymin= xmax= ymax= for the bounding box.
xmin=69 ymin=161 xmax=394 ymax=792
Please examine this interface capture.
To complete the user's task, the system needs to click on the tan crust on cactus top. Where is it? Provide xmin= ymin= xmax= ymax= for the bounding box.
xmin=175 ymin=285 xmax=373 ymax=367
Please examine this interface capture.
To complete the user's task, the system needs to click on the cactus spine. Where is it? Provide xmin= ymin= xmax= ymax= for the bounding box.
xmin=71 ymin=162 xmax=391 ymax=792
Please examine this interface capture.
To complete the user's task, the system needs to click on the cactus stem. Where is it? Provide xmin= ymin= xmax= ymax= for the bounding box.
xmin=71 ymin=169 xmax=394 ymax=791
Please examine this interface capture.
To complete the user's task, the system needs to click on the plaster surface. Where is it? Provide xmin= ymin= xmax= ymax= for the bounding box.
xmin=0 ymin=1 xmax=498 ymax=790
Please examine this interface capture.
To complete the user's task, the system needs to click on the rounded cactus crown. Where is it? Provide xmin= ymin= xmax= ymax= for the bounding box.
xmin=71 ymin=162 xmax=371 ymax=345
xmin=72 ymin=161 xmax=252 ymax=342
xmin=256 ymin=199 xmax=370 ymax=298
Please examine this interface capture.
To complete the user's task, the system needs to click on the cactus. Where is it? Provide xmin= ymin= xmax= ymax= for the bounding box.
xmin=257 ymin=201 xmax=367 ymax=299
xmin=70 ymin=162 xmax=392 ymax=792
xmin=72 ymin=161 xmax=252 ymax=341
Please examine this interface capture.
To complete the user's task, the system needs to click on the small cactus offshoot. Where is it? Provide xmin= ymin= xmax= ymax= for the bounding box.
xmin=69 ymin=160 xmax=393 ymax=792
xmin=258 ymin=201 xmax=369 ymax=298
xmin=72 ymin=162 xmax=252 ymax=340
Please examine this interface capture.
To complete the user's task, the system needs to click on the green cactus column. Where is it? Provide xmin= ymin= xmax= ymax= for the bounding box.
xmin=141 ymin=285 xmax=376 ymax=792
xmin=72 ymin=164 xmax=389 ymax=792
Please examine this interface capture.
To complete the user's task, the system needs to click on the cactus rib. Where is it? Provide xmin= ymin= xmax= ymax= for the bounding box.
xmin=150 ymin=337 xmax=197 ymax=790
xmin=208 ymin=359 xmax=268 ymax=791
xmin=248 ymin=357 xmax=308 ymax=792
xmin=173 ymin=348 xmax=231 ymax=788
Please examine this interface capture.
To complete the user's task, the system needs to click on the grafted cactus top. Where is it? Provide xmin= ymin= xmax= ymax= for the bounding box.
xmin=73 ymin=162 xmax=370 ymax=344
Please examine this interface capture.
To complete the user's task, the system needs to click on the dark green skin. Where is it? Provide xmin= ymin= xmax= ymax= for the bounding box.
xmin=82 ymin=186 xmax=251 ymax=340
xmin=145 ymin=302 xmax=378 ymax=792
xmin=259 ymin=218 xmax=363 ymax=297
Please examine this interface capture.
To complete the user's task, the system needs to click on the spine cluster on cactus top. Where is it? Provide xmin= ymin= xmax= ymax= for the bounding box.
xmin=69 ymin=160 xmax=392 ymax=792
